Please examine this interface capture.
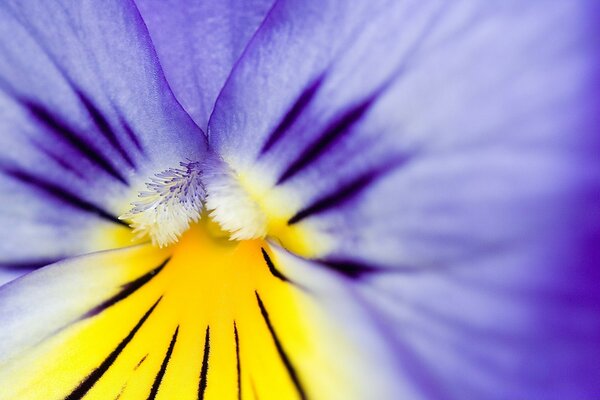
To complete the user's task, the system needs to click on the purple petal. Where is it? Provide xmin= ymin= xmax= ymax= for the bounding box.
xmin=135 ymin=0 xmax=275 ymax=129
xmin=207 ymin=0 xmax=600 ymax=396
xmin=0 ymin=0 xmax=206 ymax=273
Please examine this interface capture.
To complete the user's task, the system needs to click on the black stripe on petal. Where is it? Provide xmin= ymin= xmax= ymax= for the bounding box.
xmin=83 ymin=258 xmax=170 ymax=319
xmin=198 ymin=326 xmax=211 ymax=400
xmin=261 ymin=248 xmax=291 ymax=284
xmin=21 ymin=98 xmax=128 ymax=184
xmin=234 ymin=322 xmax=242 ymax=400
xmin=277 ymin=94 xmax=376 ymax=185
xmin=255 ymin=292 xmax=306 ymax=400
xmin=64 ymin=297 xmax=162 ymax=400
xmin=135 ymin=354 xmax=149 ymax=370
xmin=1 ymin=166 xmax=128 ymax=227
xmin=148 ymin=326 xmax=179 ymax=400
xmin=261 ymin=74 xmax=325 ymax=155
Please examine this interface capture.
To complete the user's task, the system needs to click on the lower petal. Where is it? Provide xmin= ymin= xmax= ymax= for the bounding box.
xmin=0 ymin=223 xmax=400 ymax=399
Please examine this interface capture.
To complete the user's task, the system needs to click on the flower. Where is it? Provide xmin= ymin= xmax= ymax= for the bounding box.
xmin=0 ymin=0 xmax=599 ymax=399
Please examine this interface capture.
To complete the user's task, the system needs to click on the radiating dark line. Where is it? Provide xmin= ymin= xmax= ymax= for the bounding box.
xmin=83 ymin=258 xmax=170 ymax=319
xmin=0 ymin=258 xmax=62 ymax=270
xmin=119 ymin=116 xmax=144 ymax=154
xmin=31 ymin=139 xmax=87 ymax=180
xmin=135 ymin=354 xmax=149 ymax=370
xmin=75 ymin=89 xmax=136 ymax=169
xmin=1 ymin=166 xmax=128 ymax=227
xmin=21 ymin=99 xmax=128 ymax=184
xmin=234 ymin=322 xmax=242 ymax=400
xmin=198 ymin=326 xmax=211 ymax=400
xmin=64 ymin=297 xmax=162 ymax=400
xmin=317 ymin=259 xmax=381 ymax=279
xmin=277 ymin=95 xmax=376 ymax=185
xmin=261 ymin=75 xmax=325 ymax=154
xmin=114 ymin=383 xmax=127 ymax=400
xmin=255 ymin=292 xmax=306 ymax=400
xmin=147 ymin=326 xmax=179 ymax=400
xmin=288 ymin=170 xmax=377 ymax=225
xmin=261 ymin=248 xmax=291 ymax=283
xmin=287 ymin=154 xmax=410 ymax=225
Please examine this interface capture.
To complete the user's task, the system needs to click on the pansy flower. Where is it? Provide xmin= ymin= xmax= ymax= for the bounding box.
xmin=0 ymin=1 xmax=599 ymax=399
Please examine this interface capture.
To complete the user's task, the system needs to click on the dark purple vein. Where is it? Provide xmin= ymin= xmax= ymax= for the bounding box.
xmin=277 ymin=95 xmax=376 ymax=185
xmin=287 ymin=170 xmax=378 ymax=225
xmin=21 ymin=98 xmax=128 ymax=184
xmin=261 ymin=74 xmax=325 ymax=154
xmin=1 ymin=166 xmax=128 ymax=227
xmin=75 ymin=89 xmax=136 ymax=169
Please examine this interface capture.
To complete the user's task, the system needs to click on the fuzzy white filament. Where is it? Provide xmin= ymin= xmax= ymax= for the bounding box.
xmin=202 ymin=155 xmax=267 ymax=240
xmin=120 ymin=161 xmax=205 ymax=247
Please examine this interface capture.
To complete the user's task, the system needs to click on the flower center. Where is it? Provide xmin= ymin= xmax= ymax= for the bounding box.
xmin=120 ymin=156 xmax=270 ymax=248
xmin=119 ymin=155 xmax=332 ymax=258
xmin=120 ymin=162 xmax=206 ymax=247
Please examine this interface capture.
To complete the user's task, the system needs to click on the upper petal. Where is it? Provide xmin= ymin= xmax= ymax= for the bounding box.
xmin=207 ymin=0 xmax=600 ymax=270
xmin=0 ymin=0 xmax=206 ymax=273
xmin=135 ymin=0 xmax=275 ymax=129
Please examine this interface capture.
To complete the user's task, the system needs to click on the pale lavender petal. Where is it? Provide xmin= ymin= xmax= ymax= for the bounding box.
xmin=0 ymin=0 xmax=206 ymax=273
xmin=135 ymin=0 xmax=275 ymax=129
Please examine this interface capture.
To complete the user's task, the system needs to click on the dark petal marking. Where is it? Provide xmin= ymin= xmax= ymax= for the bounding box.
xmin=198 ymin=326 xmax=211 ymax=400
xmin=287 ymin=170 xmax=378 ymax=225
xmin=135 ymin=354 xmax=149 ymax=370
xmin=317 ymin=259 xmax=381 ymax=279
xmin=83 ymin=258 xmax=170 ymax=319
xmin=255 ymin=292 xmax=307 ymax=400
xmin=119 ymin=116 xmax=145 ymax=154
xmin=276 ymin=95 xmax=376 ymax=185
xmin=0 ymin=258 xmax=61 ymax=270
xmin=64 ymin=297 xmax=162 ymax=400
xmin=21 ymin=98 xmax=128 ymax=184
xmin=261 ymin=248 xmax=291 ymax=283
xmin=234 ymin=322 xmax=242 ymax=400
xmin=260 ymin=74 xmax=325 ymax=155
xmin=287 ymin=153 xmax=411 ymax=225
xmin=114 ymin=383 xmax=127 ymax=400
xmin=147 ymin=326 xmax=179 ymax=400
xmin=30 ymin=139 xmax=88 ymax=180
xmin=75 ymin=89 xmax=136 ymax=169
xmin=1 ymin=166 xmax=128 ymax=227
xmin=287 ymin=152 xmax=410 ymax=225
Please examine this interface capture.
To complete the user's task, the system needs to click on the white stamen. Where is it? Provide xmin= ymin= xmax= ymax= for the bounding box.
xmin=202 ymin=155 xmax=267 ymax=240
xmin=120 ymin=161 xmax=205 ymax=247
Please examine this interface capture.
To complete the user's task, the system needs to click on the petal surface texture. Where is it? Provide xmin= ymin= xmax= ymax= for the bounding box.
xmin=206 ymin=0 xmax=600 ymax=397
xmin=0 ymin=0 xmax=206 ymax=272
xmin=135 ymin=0 xmax=275 ymax=129
xmin=0 ymin=223 xmax=393 ymax=400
